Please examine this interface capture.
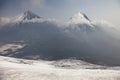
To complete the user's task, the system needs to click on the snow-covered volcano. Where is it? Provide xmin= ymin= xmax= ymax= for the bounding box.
xmin=15 ymin=11 xmax=41 ymax=21
xmin=70 ymin=12 xmax=91 ymax=24
xmin=0 ymin=11 xmax=120 ymax=66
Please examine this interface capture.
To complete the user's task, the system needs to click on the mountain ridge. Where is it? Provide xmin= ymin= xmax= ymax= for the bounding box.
xmin=0 ymin=11 xmax=120 ymax=66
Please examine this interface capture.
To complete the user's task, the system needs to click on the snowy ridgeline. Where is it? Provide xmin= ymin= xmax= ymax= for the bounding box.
xmin=0 ymin=56 xmax=120 ymax=80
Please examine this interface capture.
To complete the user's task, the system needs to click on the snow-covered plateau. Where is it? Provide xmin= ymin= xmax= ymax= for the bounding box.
xmin=0 ymin=56 xmax=120 ymax=80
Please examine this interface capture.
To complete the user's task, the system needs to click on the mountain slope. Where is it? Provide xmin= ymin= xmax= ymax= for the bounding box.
xmin=69 ymin=12 xmax=91 ymax=24
xmin=0 ymin=11 xmax=120 ymax=66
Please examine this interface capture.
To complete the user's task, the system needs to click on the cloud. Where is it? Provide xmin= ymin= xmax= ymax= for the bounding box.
xmin=0 ymin=4 xmax=120 ymax=66
xmin=1 ymin=15 xmax=120 ymax=66
xmin=0 ymin=17 xmax=10 ymax=26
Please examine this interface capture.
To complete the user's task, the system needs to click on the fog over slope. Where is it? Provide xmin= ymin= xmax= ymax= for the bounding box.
xmin=0 ymin=11 xmax=120 ymax=66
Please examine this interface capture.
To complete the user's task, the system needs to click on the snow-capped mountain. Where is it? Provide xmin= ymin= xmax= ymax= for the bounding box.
xmin=14 ymin=11 xmax=41 ymax=22
xmin=69 ymin=12 xmax=90 ymax=24
xmin=0 ymin=11 xmax=120 ymax=66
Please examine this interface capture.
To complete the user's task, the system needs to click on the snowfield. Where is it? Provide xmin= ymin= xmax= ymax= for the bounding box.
xmin=0 ymin=56 xmax=120 ymax=80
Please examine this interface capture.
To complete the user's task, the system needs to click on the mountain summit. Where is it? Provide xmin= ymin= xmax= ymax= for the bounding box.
xmin=15 ymin=11 xmax=41 ymax=21
xmin=22 ymin=11 xmax=40 ymax=20
xmin=70 ymin=12 xmax=90 ymax=24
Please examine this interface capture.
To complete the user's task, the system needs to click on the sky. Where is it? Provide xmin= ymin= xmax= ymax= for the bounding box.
xmin=0 ymin=0 xmax=120 ymax=26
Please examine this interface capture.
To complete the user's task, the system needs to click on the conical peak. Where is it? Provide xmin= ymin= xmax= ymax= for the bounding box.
xmin=22 ymin=10 xmax=40 ymax=20
xmin=23 ymin=11 xmax=35 ymax=16
xmin=73 ymin=12 xmax=90 ymax=21
xmin=70 ymin=12 xmax=91 ymax=24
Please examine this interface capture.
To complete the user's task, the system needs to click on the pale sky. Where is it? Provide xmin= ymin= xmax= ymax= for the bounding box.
xmin=0 ymin=0 xmax=120 ymax=26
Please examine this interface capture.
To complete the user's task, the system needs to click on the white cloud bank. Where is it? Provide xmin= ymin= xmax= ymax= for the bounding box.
xmin=0 ymin=56 xmax=120 ymax=80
